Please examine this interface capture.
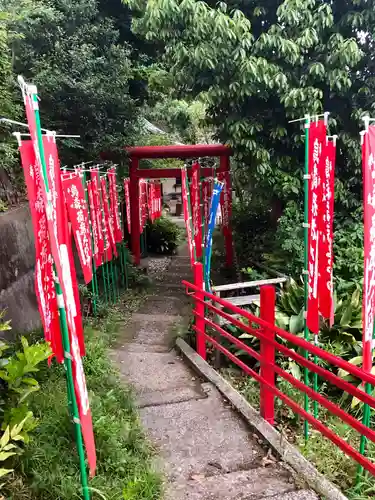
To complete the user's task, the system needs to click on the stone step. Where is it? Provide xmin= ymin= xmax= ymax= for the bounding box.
xmin=121 ymin=316 xmax=178 ymax=346
xmin=121 ymin=343 xmax=170 ymax=353
xmin=137 ymin=296 xmax=191 ymax=316
xmin=137 ymin=385 xmax=207 ymax=409
xmin=165 ymin=466 xmax=296 ymax=500
xmin=115 ymin=350 xmax=200 ymax=395
xmin=140 ymin=385 xmax=266 ymax=483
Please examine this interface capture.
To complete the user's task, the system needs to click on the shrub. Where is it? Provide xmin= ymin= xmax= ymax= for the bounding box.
xmin=0 ymin=313 xmax=51 ymax=492
xmin=146 ymin=216 xmax=182 ymax=254
xmin=231 ymin=200 xmax=275 ymax=265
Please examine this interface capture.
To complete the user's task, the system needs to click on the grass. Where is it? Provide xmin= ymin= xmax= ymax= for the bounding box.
xmin=221 ymin=366 xmax=375 ymax=499
xmin=5 ymin=293 xmax=163 ymax=500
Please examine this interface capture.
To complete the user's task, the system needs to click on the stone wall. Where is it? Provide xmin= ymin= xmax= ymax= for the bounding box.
xmin=0 ymin=205 xmax=40 ymax=335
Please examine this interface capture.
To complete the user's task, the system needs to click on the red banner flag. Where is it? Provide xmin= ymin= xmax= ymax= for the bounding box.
xmin=191 ymin=162 xmax=202 ymax=259
xmin=101 ymin=176 xmax=117 ymax=258
xmin=217 ymin=171 xmax=231 ymax=236
xmin=139 ymin=179 xmax=148 ymax=233
xmin=42 ymin=137 xmax=86 ymax=358
xmin=87 ymin=180 xmax=102 ymax=268
xmin=91 ymin=169 xmax=105 ymax=258
xmin=362 ymin=126 xmax=375 ymax=373
xmin=19 ymin=140 xmax=63 ymax=363
xmin=182 ymin=167 xmax=195 ymax=265
xmin=149 ymin=181 xmax=154 ymax=222
xmin=61 ymin=173 xmax=93 ymax=284
xmin=143 ymin=180 xmax=148 ymax=228
xmin=156 ymin=182 xmax=162 ymax=218
xmin=124 ymin=178 xmax=131 ymax=233
xmin=108 ymin=167 xmax=123 ymax=243
xmin=202 ymin=178 xmax=213 ymax=245
xmin=307 ymin=120 xmax=326 ymax=335
xmin=318 ymin=139 xmax=336 ymax=325
xmin=21 ymin=87 xmax=96 ymax=476
xmin=148 ymin=181 xmax=156 ymax=222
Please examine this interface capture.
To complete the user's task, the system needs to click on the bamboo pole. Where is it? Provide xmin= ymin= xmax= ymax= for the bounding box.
xmin=31 ymin=92 xmax=90 ymax=500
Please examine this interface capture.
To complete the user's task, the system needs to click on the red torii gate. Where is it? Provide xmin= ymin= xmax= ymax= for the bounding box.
xmin=126 ymin=143 xmax=234 ymax=266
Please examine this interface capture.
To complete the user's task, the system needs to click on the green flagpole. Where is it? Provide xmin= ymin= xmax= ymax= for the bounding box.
xmin=118 ymin=244 xmax=124 ymax=288
xmin=113 ymin=255 xmax=119 ymax=302
xmin=102 ymin=261 xmax=108 ymax=304
xmin=82 ymin=171 xmax=98 ymax=316
xmin=123 ymin=244 xmax=129 ymax=290
xmin=303 ymin=114 xmax=311 ymax=440
xmin=29 ymin=88 xmax=90 ymax=500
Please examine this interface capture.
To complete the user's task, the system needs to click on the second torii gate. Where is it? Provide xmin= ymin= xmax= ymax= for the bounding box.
xmin=126 ymin=143 xmax=234 ymax=267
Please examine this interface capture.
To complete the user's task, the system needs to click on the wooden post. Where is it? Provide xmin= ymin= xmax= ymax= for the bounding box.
xmin=193 ymin=262 xmax=206 ymax=360
xmin=259 ymin=285 xmax=276 ymax=425
xmin=130 ymin=157 xmax=141 ymax=265
xmin=219 ymin=155 xmax=234 ymax=268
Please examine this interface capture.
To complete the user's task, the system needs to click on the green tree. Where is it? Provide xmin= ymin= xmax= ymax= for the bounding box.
xmin=124 ymin=0 xmax=372 ymax=218
xmin=3 ymin=0 xmax=151 ymax=166
xmin=0 ymin=8 xmax=23 ymax=205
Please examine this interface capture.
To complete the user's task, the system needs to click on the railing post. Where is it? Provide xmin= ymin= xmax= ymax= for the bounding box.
xmin=193 ymin=262 xmax=206 ymax=360
xmin=260 ymin=285 xmax=276 ymax=425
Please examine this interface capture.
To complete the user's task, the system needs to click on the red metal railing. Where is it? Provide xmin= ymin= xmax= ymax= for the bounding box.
xmin=183 ymin=262 xmax=375 ymax=476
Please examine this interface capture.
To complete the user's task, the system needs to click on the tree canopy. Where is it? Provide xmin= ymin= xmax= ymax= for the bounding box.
xmin=124 ymin=0 xmax=375 ymax=217
xmin=0 ymin=0 xmax=154 ymax=169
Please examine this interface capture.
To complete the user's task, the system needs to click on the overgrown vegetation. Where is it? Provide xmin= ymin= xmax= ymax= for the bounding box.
xmin=146 ymin=216 xmax=182 ymax=255
xmin=1 ymin=297 xmax=162 ymax=500
xmin=0 ymin=312 xmax=51 ymax=495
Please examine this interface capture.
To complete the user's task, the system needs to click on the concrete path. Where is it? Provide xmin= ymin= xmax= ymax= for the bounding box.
xmin=114 ymin=245 xmax=319 ymax=499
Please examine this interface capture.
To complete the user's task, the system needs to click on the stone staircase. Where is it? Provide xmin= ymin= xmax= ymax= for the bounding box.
xmin=113 ymin=244 xmax=319 ymax=499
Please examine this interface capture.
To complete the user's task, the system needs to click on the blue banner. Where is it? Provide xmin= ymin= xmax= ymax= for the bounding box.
xmin=204 ymin=180 xmax=223 ymax=291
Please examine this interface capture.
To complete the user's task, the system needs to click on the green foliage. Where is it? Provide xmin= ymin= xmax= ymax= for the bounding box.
xmin=231 ymin=200 xmax=275 ymax=265
xmin=241 ymin=266 xmax=266 ymax=282
xmin=0 ymin=313 xmax=51 ymax=493
xmin=0 ymin=0 xmax=156 ymax=183
xmin=146 ymin=216 xmax=182 ymax=254
xmin=139 ymin=133 xmax=184 ymax=171
xmin=9 ymin=0 xmax=143 ymax=165
xmin=124 ymin=0 xmax=370 ymax=214
xmin=5 ymin=300 xmax=162 ymax=500
xmin=277 ymin=279 xmax=362 ymax=348
xmin=0 ymin=417 xmax=32 ymax=486
xmin=0 ymin=336 xmax=51 ymax=437
xmin=146 ymin=93 xmax=213 ymax=144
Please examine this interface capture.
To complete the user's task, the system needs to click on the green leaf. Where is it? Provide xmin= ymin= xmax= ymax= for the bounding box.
xmin=289 ymin=361 xmax=301 ymax=381
xmin=289 ymin=309 xmax=304 ymax=334
xmin=340 ymin=304 xmax=353 ymax=326
xmin=338 ymin=356 xmax=362 ymax=378
xmin=0 ymin=468 xmax=13 ymax=478
xmin=351 ymin=383 xmax=364 ymax=409
xmin=0 ymin=451 xmax=16 ymax=461
xmin=238 ymin=333 xmax=254 ymax=339
xmin=2 ymin=444 xmax=17 ymax=451
xmin=0 ymin=427 xmax=10 ymax=449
